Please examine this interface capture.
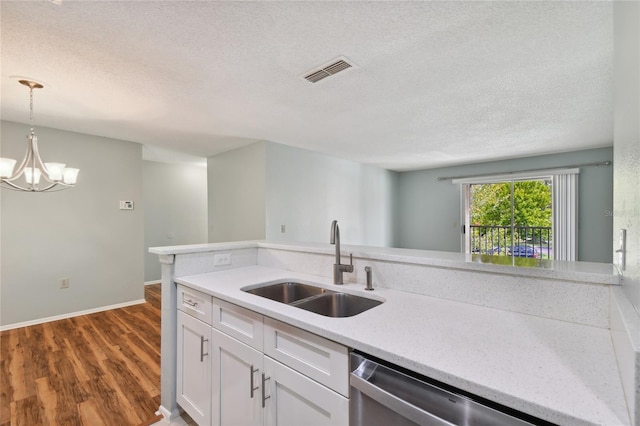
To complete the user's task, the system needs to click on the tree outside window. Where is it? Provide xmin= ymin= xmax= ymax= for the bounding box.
xmin=469 ymin=179 xmax=552 ymax=258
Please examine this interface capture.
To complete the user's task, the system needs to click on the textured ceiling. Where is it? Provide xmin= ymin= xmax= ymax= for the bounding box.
xmin=0 ymin=1 xmax=613 ymax=171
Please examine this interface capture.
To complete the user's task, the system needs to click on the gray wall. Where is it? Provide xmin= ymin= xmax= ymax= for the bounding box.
xmin=396 ymin=147 xmax=614 ymax=263
xmin=264 ymin=142 xmax=398 ymax=247
xmin=208 ymin=142 xmax=266 ymax=242
xmin=0 ymin=121 xmax=144 ymax=326
xmin=207 ymin=141 xmax=398 ymax=247
xmin=143 ymin=161 xmax=208 ymax=282
xmin=613 ymin=1 xmax=640 ymax=311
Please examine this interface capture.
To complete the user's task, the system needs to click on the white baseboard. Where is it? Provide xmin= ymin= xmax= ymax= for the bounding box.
xmin=145 ymin=280 xmax=161 ymax=286
xmin=0 ymin=298 xmax=146 ymax=331
xmin=155 ymin=405 xmax=181 ymax=421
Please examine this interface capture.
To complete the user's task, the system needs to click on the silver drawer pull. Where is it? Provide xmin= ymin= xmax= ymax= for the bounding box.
xmin=261 ymin=373 xmax=270 ymax=407
xmin=183 ymin=299 xmax=198 ymax=307
xmin=200 ymin=336 xmax=208 ymax=362
xmin=250 ymin=365 xmax=259 ymax=398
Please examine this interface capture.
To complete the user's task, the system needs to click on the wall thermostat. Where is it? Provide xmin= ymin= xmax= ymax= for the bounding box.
xmin=119 ymin=200 xmax=134 ymax=210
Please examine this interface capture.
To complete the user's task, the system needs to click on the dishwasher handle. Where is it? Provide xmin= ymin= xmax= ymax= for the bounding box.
xmin=350 ymin=371 xmax=456 ymax=426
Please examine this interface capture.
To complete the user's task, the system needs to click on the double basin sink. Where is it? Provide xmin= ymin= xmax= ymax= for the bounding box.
xmin=243 ymin=281 xmax=382 ymax=318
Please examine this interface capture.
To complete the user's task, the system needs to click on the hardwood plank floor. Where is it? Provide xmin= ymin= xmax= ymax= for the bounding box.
xmin=1 ymin=284 xmax=162 ymax=426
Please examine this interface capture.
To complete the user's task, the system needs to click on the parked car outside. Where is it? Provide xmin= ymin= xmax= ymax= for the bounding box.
xmin=509 ymin=245 xmax=540 ymax=258
xmin=486 ymin=246 xmax=505 ymax=255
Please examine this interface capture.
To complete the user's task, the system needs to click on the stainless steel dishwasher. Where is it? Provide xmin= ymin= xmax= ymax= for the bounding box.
xmin=350 ymin=352 xmax=552 ymax=426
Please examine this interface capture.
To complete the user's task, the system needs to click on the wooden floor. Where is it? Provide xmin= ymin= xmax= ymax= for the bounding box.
xmin=0 ymin=284 xmax=163 ymax=426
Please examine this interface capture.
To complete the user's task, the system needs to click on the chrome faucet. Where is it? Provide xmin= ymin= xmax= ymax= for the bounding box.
xmin=330 ymin=220 xmax=353 ymax=284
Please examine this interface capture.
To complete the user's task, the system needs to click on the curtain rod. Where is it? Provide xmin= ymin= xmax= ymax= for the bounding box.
xmin=436 ymin=160 xmax=611 ymax=181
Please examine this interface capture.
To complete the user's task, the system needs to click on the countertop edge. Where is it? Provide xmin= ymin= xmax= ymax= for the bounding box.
xmin=150 ymin=240 xmax=620 ymax=285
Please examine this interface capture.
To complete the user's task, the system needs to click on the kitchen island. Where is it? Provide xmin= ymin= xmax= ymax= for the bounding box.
xmin=150 ymin=241 xmax=632 ymax=426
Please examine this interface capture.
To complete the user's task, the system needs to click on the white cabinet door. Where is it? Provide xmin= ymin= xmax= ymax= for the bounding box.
xmin=177 ymin=310 xmax=212 ymax=426
xmin=212 ymin=328 xmax=263 ymax=426
xmin=263 ymin=357 xmax=349 ymax=426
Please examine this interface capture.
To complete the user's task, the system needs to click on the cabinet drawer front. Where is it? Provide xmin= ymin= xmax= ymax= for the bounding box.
xmin=177 ymin=284 xmax=213 ymax=324
xmin=263 ymin=356 xmax=349 ymax=426
xmin=212 ymin=298 xmax=264 ymax=351
xmin=264 ymin=318 xmax=349 ymax=397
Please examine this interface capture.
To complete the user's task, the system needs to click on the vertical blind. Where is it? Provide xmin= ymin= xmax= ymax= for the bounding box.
xmin=552 ymin=171 xmax=579 ymax=261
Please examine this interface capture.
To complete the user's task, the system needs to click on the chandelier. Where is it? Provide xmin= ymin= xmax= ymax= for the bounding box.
xmin=0 ymin=80 xmax=79 ymax=192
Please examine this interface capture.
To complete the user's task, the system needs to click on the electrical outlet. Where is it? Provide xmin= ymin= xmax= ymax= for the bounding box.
xmin=281 ymin=225 xmax=286 ymax=233
xmin=60 ymin=278 xmax=69 ymax=289
xmin=214 ymin=253 xmax=231 ymax=266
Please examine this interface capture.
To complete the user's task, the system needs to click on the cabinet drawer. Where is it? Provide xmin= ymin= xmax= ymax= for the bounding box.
xmin=212 ymin=298 xmax=264 ymax=351
xmin=263 ymin=317 xmax=349 ymax=397
xmin=177 ymin=284 xmax=213 ymax=325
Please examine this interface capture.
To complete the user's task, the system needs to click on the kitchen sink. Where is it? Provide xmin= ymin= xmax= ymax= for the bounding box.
xmin=293 ymin=292 xmax=383 ymax=318
xmin=242 ymin=281 xmax=382 ymax=317
xmin=244 ymin=281 xmax=328 ymax=304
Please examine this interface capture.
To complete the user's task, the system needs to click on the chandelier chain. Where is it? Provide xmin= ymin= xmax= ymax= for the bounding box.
xmin=29 ymin=86 xmax=34 ymax=131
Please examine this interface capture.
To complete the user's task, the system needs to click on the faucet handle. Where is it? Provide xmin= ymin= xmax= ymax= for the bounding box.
xmin=364 ymin=266 xmax=373 ymax=291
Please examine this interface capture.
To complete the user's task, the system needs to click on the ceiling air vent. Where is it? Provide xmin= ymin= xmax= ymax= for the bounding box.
xmin=303 ymin=58 xmax=353 ymax=83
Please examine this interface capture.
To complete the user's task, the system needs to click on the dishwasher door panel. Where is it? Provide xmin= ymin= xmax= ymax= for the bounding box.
xmin=349 ymin=353 xmax=537 ymax=426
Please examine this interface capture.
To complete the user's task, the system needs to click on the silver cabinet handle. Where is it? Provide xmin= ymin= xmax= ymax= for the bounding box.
xmin=261 ymin=373 xmax=270 ymax=408
xmin=200 ymin=336 xmax=208 ymax=362
xmin=183 ymin=299 xmax=198 ymax=307
xmin=250 ymin=365 xmax=259 ymax=398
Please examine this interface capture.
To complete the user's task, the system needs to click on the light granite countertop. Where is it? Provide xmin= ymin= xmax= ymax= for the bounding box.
xmin=175 ymin=265 xmax=630 ymax=426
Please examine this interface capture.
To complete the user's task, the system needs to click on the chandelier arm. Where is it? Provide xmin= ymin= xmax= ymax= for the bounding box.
xmin=0 ymin=180 xmax=70 ymax=192
xmin=36 ymin=184 xmax=71 ymax=192
xmin=5 ymin=133 xmax=36 ymax=181
xmin=34 ymin=182 xmax=57 ymax=191
xmin=31 ymin=135 xmax=55 ymax=183
xmin=1 ymin=180 xmax=29 ymax=190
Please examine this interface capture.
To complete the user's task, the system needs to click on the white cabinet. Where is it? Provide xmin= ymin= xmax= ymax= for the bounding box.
xmin=263 ymin=356 xmax=349 ymax=426
xmin=176 ymin=287 xmax=349 ymax=426
xmin=264 ymin=317 xmax=349 ymax=397
xmin=176 ymin=310 xmax=212 ymax=426
xmin=211 ymin=328 xmax=263 ymax=426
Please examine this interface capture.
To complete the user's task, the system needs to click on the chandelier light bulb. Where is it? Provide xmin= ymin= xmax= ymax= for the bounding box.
xmin=44 ymin=162 xmax=66 ymax=181
xmin=24 ymin=167 xmax=41 ymax=185
xmin=62 ymin=168 xmax=79 ymax=185
xmin=0 ymin=158 xmax=17 ymax=178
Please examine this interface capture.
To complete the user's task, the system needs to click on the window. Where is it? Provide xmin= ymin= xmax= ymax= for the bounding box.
xmin=454 ymin=169 xmax=579 ymax=261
